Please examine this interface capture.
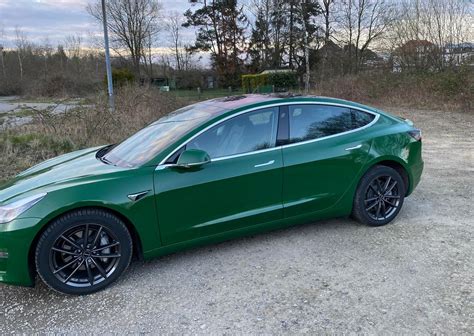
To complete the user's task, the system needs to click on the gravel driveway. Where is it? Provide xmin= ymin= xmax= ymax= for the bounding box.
xmin=0 ymin=107 xmax=472 ymax=335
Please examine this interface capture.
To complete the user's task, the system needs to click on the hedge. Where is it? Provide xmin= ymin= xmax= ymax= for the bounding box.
xmin=242 ymin=72 xmax=299 ymax=93
xmin=104 ymin=68 xmax=135 ymax=88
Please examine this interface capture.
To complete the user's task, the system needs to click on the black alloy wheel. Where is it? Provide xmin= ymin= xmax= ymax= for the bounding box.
xmin=36 ymin=209 xmax=132 ymax=295
xmin=352 ymin=165 xmax=406 ymax=226
xmin=49 ymin=223 xmax=121 ymax=287
xmin=364 ymin=175 xmax=401 ymax=221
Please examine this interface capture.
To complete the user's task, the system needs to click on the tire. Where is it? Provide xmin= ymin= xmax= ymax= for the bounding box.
xmin=352 ymin=165 xmax=406 ymax=226
xmin=35 ymin=208 xmax=133 ymax=295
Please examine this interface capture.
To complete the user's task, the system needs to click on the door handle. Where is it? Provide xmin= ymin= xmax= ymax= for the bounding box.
xmin=254 ymin=160 xmax=275 ymax=168
xmin=345 ymin=144 xmax=362 ymax=151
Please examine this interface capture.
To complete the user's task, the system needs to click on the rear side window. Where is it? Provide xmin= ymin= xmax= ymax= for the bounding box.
xmin=288 ymin=105 xmax=375 ymax=143
xmin=352 ymin=109 xmax=375 ymax=128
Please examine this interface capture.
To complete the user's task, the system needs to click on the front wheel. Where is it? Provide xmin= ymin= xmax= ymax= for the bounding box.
xmin=352 ymin=166 xmax=406 ymax=226
xmin=35 ymin=209 xmax=132 ymax=295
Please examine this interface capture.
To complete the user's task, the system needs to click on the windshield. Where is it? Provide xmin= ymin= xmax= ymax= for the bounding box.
xmin=102 ymin=103 xmax=227 ymax=168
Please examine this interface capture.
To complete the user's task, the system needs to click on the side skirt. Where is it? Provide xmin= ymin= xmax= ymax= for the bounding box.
xmin=143 ymin=204 xmax=350 ymax=261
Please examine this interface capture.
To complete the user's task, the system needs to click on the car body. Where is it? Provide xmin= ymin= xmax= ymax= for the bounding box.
xmin=0 ymin=95 xmax=423 ymax=294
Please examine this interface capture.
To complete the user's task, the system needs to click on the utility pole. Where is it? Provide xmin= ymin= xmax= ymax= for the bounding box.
xmin=301 ymin=1 xmax=310 ymax=94
xmin=101 ymin=0 xmax=114 ymax=110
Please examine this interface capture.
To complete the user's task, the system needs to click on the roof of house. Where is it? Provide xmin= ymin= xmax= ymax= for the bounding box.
xmin=260 ymin=69 xmax=297 ymax=74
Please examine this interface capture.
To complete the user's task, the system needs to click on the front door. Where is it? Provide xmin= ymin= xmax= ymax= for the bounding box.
xmin=154 ymin=107 xmax=283 ymax=245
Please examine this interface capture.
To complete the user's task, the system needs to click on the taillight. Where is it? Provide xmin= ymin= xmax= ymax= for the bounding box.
xmin=408 ymin=129 xmax=422 ymax=141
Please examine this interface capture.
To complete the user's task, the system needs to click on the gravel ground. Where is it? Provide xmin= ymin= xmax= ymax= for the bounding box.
xmin=0 ymin=107 xmax=472 ymax=335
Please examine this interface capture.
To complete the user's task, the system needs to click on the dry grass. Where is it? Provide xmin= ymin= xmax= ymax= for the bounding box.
xmin=0 ymin=86 xmax=190 ymax=184
xmin=312 ymin=69 xmax=473 ymax=112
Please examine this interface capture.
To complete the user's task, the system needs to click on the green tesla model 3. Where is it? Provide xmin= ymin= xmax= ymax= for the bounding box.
xmin=0 ymin=95 xmax=423 ymax=295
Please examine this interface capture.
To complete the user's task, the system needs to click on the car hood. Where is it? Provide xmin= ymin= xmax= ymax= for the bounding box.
xmin=0 ymin=146 xmax=126 ymax=204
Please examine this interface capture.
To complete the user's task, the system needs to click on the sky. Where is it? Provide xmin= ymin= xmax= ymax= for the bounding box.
xmin=0 ymin=0 xmax=195 ymax=48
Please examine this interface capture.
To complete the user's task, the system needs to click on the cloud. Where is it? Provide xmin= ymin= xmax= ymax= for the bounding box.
xmin=0 ymin=0 xmax=196 ymax=47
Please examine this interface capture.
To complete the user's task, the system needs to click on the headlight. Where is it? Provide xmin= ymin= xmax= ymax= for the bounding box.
xmin=0 ymin=193 xmax=47 ymax=224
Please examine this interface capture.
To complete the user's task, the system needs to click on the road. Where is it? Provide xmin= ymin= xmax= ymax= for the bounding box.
xmin=1 ymin=106 xmax=473 ymax=334
xmin=0 ymin=96 xmax=84 ymax=128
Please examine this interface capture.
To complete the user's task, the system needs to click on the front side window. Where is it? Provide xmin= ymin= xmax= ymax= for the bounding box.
xmin=187 ymin=107 xmax=279 ymax=159
xmin=288 ymin=105 xmax=374 ymax=143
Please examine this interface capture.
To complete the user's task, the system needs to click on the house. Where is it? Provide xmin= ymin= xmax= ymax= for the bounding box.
xmin=392 ymin=40 xmax=440 ymax=72
xmin=444 ymin=42 xmax=474 ymax=66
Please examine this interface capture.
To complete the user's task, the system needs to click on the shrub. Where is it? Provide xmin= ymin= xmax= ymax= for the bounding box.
xmin=267 ymin=72 xmax=299 ymax=91
xmin=242 ymin=71 xmax=298 ymax=93
xmin=242 ymin=74 xmax=268 ymax=93
xmin=106 ymin=68 xmax=135 ymax=88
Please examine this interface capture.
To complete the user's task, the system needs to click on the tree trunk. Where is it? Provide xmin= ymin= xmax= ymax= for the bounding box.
xmin=17 ymin=52 xmax=23 ymax=81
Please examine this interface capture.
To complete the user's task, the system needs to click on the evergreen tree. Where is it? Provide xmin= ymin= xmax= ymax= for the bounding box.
xmin=184 ymin=0 xmax=248 ymax=87
xmin=248 ymin=0 xmax=322 ymax=74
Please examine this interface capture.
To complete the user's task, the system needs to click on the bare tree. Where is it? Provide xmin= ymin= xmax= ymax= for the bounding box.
xmin=165 ymin=11 xmax=187 ymax=71
xmin=336 ymin=0 xmax=395 ymax=73
xmin=64 ymin=35 xmax=83 ymax=59
xmin=390 ymin=0 xmax=472 ymax=70
xmin=87 ymin=0 xmax=162 ymax=77
xmin=14 ymin=27 xmax=29 ymax=81
xmin=321 ymin=0 xmax=336 ymax=43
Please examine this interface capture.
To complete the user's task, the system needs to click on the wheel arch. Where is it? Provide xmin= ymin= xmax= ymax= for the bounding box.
xmin=27 ymin=205 xmax=144 ymax=283
xmin=362 ymin=157 xmax=410 ymax=195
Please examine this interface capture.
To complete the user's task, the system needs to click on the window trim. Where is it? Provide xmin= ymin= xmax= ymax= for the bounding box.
xmin=285 ymin=104 xmax=375 ymax=145
xmin=276 ymin=105 xmax=289 ymax=146
xmin=184 ymin=106 xmax=280 ymax=161
xmin=157 ymin=102 xmax=380 ymax=168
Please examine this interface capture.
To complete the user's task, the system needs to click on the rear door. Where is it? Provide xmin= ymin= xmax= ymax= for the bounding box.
xmin=281 ymin=104 xmax=376 ymax=217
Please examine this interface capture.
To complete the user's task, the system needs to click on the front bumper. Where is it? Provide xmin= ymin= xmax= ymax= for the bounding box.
xmin=0 ymin=217 xmax=42 ymax=287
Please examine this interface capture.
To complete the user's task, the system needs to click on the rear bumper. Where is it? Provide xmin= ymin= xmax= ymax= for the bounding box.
xmin=0 ymin=217 xmax=42 ymax=287
xmin=403 ymin=138 xmax=423 ymax=196
xmin=408 ymin=160 xmax=424 ymax=195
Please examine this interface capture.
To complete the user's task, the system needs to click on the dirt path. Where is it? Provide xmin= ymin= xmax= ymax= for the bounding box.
xmin=0 ymin=107 xmax=473 ymax=334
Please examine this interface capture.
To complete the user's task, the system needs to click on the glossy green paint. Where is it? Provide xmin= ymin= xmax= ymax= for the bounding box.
xmin=176 ymin=149 xmax=211 ymax=167
xmin=155 ymin=148 xmax=284 ymax=245
xmin=281 ymin=131 xmax=372 ymax=217
xmin=0 ymin=95 xmax=423 ymax=287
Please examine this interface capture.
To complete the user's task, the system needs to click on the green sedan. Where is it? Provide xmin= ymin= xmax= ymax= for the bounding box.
xmin=0 ymin=95 xmax=423 ymax=295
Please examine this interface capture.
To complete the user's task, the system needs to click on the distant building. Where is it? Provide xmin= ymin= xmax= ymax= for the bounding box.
xmin=444 ymin=42 xmax=474 ymax=66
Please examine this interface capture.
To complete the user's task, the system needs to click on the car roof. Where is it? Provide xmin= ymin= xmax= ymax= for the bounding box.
xmin=200 ymin=93 xmax=382 ymax=116
xmin=203 ymin=94 xmax=282 ymax=110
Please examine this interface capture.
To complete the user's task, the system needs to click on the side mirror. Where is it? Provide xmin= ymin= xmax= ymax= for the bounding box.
xmin=176 ymin=149 xmax=211 ymax=168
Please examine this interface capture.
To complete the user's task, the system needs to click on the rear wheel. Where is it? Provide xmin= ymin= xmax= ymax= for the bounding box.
xmin=352 ymin=166 xmax=405 ymax=226
xmin=35 ymin=209 xmax=132 ymax=295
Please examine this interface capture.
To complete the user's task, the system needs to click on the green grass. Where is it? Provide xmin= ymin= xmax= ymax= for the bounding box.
xmin=12 ymin=108 xmax=36 ymax=117
xmin=0 ymin=108 xmax=36 ymax=120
